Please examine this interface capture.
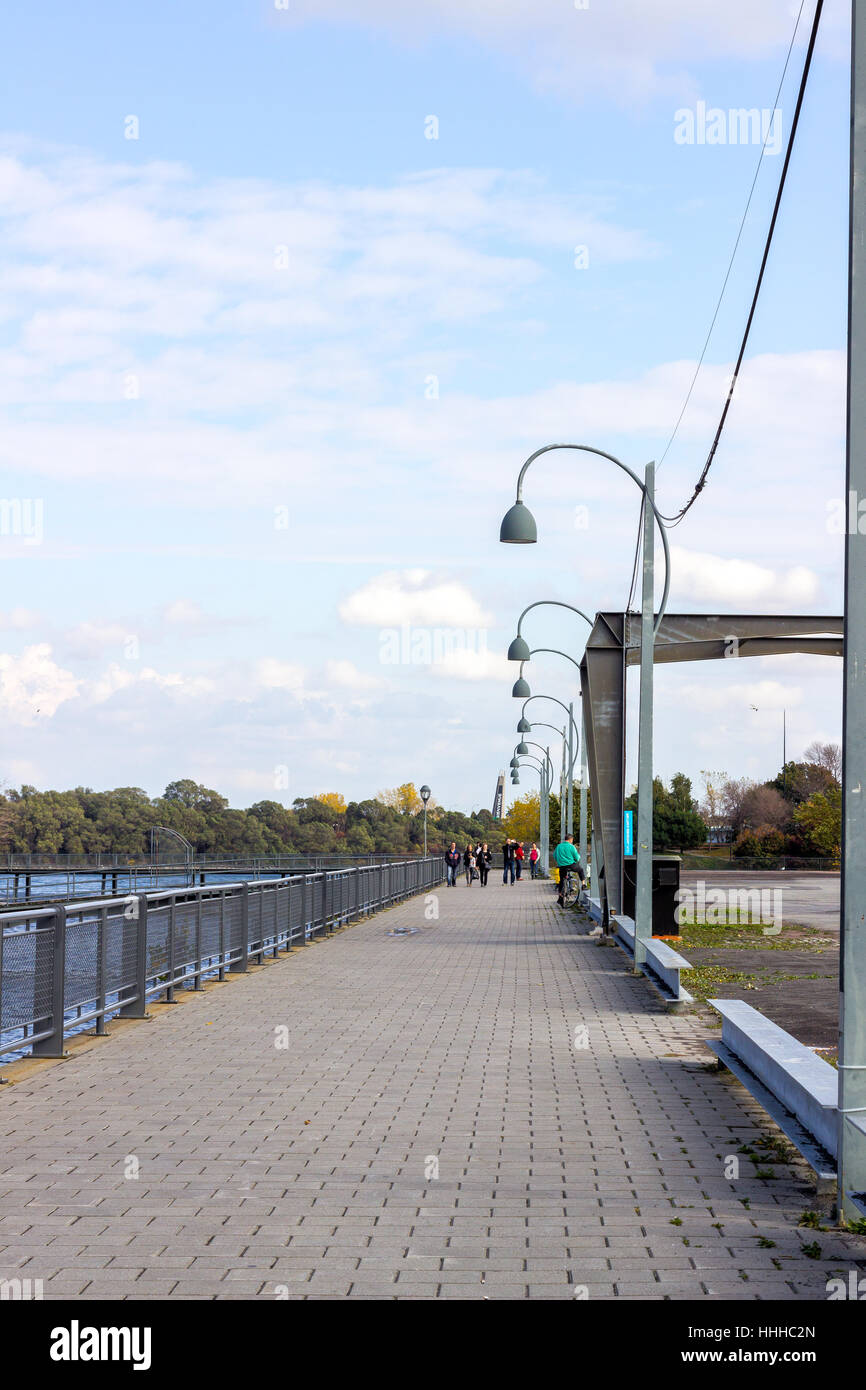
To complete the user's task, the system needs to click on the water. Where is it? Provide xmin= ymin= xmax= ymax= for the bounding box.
xmin=0 ymin=867 xmax=290 ymax=906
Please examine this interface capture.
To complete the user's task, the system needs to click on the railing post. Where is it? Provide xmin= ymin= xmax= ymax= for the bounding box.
xmin=231 ymin=883 xmax=249 ymax=972
xmin=193 ymin=890 xmax=204 ymax=988
xmin=32 ymin=906 xmax=67 ymax=1058
xmin=253 ymin=883 xmax=265 ymax=964
xmin=165 ymin=895 xmax=177 ymax=1001
xmin=218 ymin=889 xmax=227 ymax=979
xmin=120 ymin=894 xmax=148 ymax=1018
xmin=96 ymin=904 xmax=109 ymax=1034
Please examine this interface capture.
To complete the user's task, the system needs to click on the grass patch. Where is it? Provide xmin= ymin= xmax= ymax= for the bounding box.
xmin=679 ymin=919 xmax=832 ymax=953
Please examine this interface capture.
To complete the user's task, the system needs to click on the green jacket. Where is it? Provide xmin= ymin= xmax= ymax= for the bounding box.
xmin=554 ymin=841 xmax=581 ymax=867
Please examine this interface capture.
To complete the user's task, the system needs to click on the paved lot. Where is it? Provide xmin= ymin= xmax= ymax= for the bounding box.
xmin=681 ymin=871 xmax=840 ymax=933
xmin=0 ymin=879 xmax=862 ymax=1300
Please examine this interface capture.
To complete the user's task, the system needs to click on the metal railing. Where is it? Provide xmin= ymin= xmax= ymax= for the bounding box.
xmin=0 ymin=857 xmax=444 ymax=1063
xmin=0 ymin=854 xmax=439 ymax=906
xmin=0 ymin=852 xmax=425 ymax=870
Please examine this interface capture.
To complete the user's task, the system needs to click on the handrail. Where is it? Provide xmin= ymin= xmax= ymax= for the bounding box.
xmin=0 ymin=857 xmax=445 ymax=1065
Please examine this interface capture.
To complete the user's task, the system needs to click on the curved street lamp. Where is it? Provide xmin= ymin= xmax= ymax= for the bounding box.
xmin=511 ymin=755 xmax=549 ymax=871
xmin=512 ymin=742 xmax=554 ymax=874
xmin=517 ymin=694 xmax=587 ymax=866
xmin=498 ymin=442 xmax=670 ymax=633
xmin=511 ymin=647 xmax=581 ymax=699
xmin=509 ymin=640 xmax=584 ymax=842
xmin=419 ymin=784 xmax=431 ymax=857
xmin=500 ymin=441 xmax=670 ymax=954
xmin=507 ymin=599 xmax=593 ymax=662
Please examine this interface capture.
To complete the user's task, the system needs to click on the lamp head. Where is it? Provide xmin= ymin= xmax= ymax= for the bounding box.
xmin=512 ymin=677 xmax=531 ymax=699
xmin=507 ymin=634 xmax=531 ymax=662
xmin=516 ymin=741 xmax=529 ymax=755
xmin=509 ymin=756 xmax=519 ymax=769
xmin=517 ymin=716 xmax=531 ymax=733
xmin=499 ymin=500 xmax=537 ymax=544
xmin=419 ymin=784 xmax=431 ymax=803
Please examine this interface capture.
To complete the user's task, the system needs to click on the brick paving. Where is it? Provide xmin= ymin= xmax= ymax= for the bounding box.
xmin=0 ymin=878 xmax=864 ymax=1301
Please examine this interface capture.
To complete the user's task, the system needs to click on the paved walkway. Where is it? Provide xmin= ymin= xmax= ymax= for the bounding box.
xmin=0 ymin=879 xmax=863 ymax=1300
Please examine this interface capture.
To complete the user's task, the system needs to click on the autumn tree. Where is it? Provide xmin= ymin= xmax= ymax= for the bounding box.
xmin=503 ymin=792 xmax=541 ymax=843
xmin=376 ymin=783 xmax=423 ymax=815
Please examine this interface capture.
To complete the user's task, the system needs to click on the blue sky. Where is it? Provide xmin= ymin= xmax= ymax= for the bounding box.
xmin=0 ymin=0 xmax=851 ymax=814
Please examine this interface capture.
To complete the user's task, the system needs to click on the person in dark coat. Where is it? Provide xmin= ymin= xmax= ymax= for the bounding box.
xmin=445 ymin=842 xmax=460 ymax=886
xmin=477 ymin=843 xmax=492 ymax=886
xmin=502 ymin=838 xmax=516 ymax=885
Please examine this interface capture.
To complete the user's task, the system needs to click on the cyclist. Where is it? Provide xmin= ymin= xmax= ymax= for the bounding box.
xmin=554 ymin=834 xmax=584 ymax=907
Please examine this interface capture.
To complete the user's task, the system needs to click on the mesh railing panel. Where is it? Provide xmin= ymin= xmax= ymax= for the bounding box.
xmin=1 ymin=926 xmax=52 ymax=1031
xmin=145 ymin=903 xmax=171 ymax=979
xmin=64 ymin=917 xmax=99 ymax=1010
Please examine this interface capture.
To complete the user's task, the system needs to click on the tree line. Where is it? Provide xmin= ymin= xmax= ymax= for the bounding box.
xmin=0 ymin=779 xmax=498 ymax=858
xmin=0 ymin=741 xmax=843 ymax=861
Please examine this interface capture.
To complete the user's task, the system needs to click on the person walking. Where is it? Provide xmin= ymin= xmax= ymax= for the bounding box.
xmin=477 ymin=842 xmax=491 ymax=886
xmin=463 ymin=843 xmax=475 ymax=886
xmin=514 ymin=842 xmax=525 ymax=881
xmin=529 ymin=843 xmax=540 ymax=878
xmin=502 ymin=837 xmax=516 ymax=885
xmin=445 ymin=842 xmax=460 ymax=887
xmin=554 ymin=833 xmax=584 ymax=906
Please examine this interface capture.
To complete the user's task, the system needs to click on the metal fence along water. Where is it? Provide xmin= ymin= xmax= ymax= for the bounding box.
xmin=0 ymin=857 xmax=445 ymax=1065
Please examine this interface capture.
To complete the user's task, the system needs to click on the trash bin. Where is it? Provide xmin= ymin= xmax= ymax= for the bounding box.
xmin=622 ymin=854 xmax=681 ymax=936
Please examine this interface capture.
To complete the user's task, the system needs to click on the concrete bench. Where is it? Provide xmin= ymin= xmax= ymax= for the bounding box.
xmin=611 ymin=914 xmax=693 ymax=1007
xmin=707 ymin=998 xmax=837 ymax=1187
xmin=582 ymin=893 xmax=603 ymax=925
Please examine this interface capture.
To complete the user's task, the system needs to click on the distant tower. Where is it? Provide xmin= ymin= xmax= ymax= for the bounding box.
xmin=492 ymin=772 xmax=505 ymax=821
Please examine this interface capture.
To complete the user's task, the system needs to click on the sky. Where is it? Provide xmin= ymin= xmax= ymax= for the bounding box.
xmin=0 ymin=0 xmax=851 ymax=816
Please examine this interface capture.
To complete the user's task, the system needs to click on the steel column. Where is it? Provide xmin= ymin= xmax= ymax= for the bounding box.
xmin=839 ymin=0 xmax=866 ymax=1221
xmin=634 ymin=462 xmax=656 ymax=967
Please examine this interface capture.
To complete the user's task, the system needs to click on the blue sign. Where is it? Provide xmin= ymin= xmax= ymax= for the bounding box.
xmin=623 ymin=809 xmax=634 ymax=856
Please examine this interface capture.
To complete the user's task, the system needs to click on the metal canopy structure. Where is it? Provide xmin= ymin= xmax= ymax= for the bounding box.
xmin=578 ymin=613 xmax=843 ymax=928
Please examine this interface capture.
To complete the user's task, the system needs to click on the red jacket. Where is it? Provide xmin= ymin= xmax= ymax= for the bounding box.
xmin=515 ymin=845 xmax=524 ymax=860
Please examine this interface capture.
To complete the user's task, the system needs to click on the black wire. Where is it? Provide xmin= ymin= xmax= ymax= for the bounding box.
xmin=656 ymin=0 xmax=806 ymax=473
xmin=658 ymin=0 xmax=825 ymax=525
xmin=625 ymin=493 xmax=645 ymax=614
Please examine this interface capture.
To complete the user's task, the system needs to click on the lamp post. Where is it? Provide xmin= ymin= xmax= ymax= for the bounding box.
xmin=517 ymin=695 xmax=585 ymax=873
xmin=501 ymin=443 xmax=671 ymax=960
xmin=516 ymin=741 xmax=554 ymax=873
xmin=519 ymin=719 xmax=569 ymax=841
xmin=419 ymin=784 xmax=431 ymax=857
xmin=511 ymin=648 xmax=582 ymax=858
xmin=840 ymin=0 xmax=866 ymax=1222
xmin=512 ymin=755 xmax=550 ymax=871
xmin=508 ymin=602 xmax=592 ymax=843
xmin=507 ymin=600 xmax=593 ymax=662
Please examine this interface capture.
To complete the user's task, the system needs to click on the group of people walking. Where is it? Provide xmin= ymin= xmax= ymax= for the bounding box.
xmin=443 ymin=833 xmax=587 ymax=904
xmin=444 ymin=839 xmax=540 ymax=887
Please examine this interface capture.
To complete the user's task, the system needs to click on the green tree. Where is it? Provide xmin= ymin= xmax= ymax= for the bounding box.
xmin=793 ymin=787 xmax=842 ymax=858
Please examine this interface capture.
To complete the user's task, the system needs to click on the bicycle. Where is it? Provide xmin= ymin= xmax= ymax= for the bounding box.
xmin=557 ymin=865 xmax=585 ymax=908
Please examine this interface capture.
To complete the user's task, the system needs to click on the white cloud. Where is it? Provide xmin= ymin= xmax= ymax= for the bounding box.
xmin=277 ymin=0 xmax=847 ymax=102
xmin=254 ymin=659 xmax=308 ymax=693
xmin=670 ymin=546 xmax=820 ymax=606
xmin=339 ymin=570 xmax=492 ymax=628
xmin=429 ymin=647 xmax=513 ymax=682
xmin=0 ymin=644 xmax=80 ymax=724
xmin=88 ymin=665 xmax=217 ymax=704
xmin=63 ymin=621 xmax=131 ymax=659
xmin=0 ymin=607 xmax=41 ymax=630
xmin=324 ymin=659 xmax=385 ymax=691
xmin=669 ymin=678 xmax=803 ymax=714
